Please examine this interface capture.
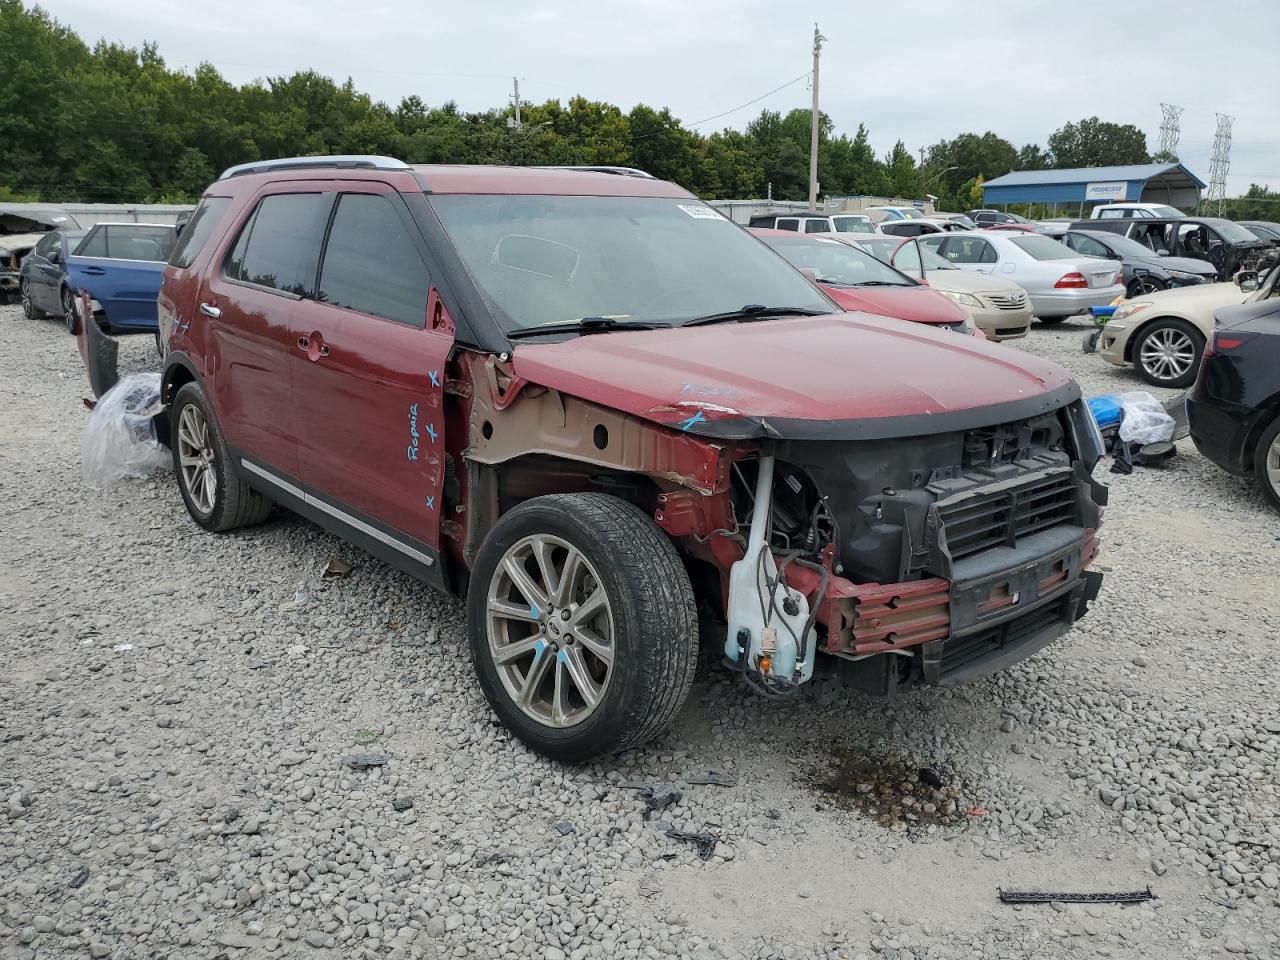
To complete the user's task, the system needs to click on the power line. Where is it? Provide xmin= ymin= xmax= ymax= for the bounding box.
xmin=685 ymin=71 xmax=812 ymax=128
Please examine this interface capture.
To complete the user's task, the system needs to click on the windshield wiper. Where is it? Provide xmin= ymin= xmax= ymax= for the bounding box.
xmin=815 ymin=278 xmax=857 ymax=287
xmin=852 ymin=280 xmax=911 ymax=287
xmin=683 ymin=305 xmax=830 ymax=327
xmin=507 ymin=317 xmax=671 ymax=339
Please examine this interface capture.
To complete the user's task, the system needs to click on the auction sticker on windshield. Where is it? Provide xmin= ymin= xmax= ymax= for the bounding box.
xmin=677 ymin=204 xmax=725 ymax=220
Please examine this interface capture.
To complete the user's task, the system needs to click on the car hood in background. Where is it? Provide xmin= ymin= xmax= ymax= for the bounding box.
xmin=819 ymin=284 xmax=969 ymax=325
xmin=921 ymin=269 xmax=1027 ymax=298
xmin=512 ymin=313 xmax=1077 ymax=441
xmin=1128 ymin=281 xmax=1249 ymax=309
xmin=1128 ymin=254 xmax=1218 ymax=276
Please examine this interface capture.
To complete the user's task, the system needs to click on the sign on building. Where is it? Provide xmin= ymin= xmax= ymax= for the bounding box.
xmin=1084 ymin=181 xmax=1128 ymax=202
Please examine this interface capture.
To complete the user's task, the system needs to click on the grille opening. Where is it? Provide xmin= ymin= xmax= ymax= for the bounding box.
xmin=938 ymin=470 xmax=1077 ymax=561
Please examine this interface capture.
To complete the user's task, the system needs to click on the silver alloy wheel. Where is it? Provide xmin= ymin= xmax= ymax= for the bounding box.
xmin=1139 ymin=326 xmax=1195 ymax=382
xmin=1267 ymin=434 xmax=1280 ymax=499
xmin=20 ymin=280 xmax=33 ymax=319
xmin=62 ymin=288 xmax=77 ymax=334
xmin=177 ymin=403 xmax=217 ymax=515
xmin=486 ymin=533 xmax=614 ymax=728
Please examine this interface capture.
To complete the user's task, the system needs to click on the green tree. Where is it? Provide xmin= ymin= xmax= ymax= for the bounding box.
xmin=1017 ymin=143 xmax=1049 ymax=170
xmin=923 ymin=132 xmax=1017 ymax=207
xmin=883 ymin=140 xmax=919 ymax=199
xmin=1047 ymin=117 xmax=1149 ymax=168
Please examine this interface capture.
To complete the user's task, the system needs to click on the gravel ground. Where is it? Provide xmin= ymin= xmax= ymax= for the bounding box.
xmin=2 ymin=306 xmax=1278 ymax=960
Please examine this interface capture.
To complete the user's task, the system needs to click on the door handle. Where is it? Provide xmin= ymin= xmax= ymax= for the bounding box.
xmin=83 ymin=266 xmax=106 ymax=276
xmin=297 ymin=335 xmax=310 ymax=349
xmin=199 ymin=302 xmax=221 ymax=319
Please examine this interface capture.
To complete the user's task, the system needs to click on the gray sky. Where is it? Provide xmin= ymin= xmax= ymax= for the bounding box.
xmin=42 ymin=0 xmax=1277 ymax=196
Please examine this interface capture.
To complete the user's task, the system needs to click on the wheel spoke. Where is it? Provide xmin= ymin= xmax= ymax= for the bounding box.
xmin=552 ymin=547 xmax=582 ymax=608
xmin=516 ymin=645 xmax=552 ymax=709
xmin=502 ymin=555 xmax=548 ymax=613
xmin=560 ymin=646 xmax=602 ymax=712
xmin=569 ymin=589 xmax=606 ymax=629
xmin=573 ymin=624 xmax=613 ymax=666
xmin=492 ymin=634 xmax=540 ymax=665
xmin=530 ymin=538 xmax=560 ymax=605
xmin=489 ymin=597 xmax=539 ymax=623
xmin=180 ymin=454 xmax=202 ymax=468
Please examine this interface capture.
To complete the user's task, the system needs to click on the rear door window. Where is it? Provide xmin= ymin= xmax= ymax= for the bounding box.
xmin=803 ymin=219 xmax=828 ymax=234
xmin=317 ymin=193 xmax=430 ymax=327
xmin=169 ymin=197 xmax=231 ymax=269
xmin=101 ymin=226 xmax=175 ymax=261
xmin=775 ymin=218 xmax=799 ymax=232
xmin=225 ymin=193 xmax=326 ymax=296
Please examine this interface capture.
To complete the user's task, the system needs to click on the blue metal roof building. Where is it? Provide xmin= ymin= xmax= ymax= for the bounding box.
xmin=982 ymin=163 xmax=1206 ymax=211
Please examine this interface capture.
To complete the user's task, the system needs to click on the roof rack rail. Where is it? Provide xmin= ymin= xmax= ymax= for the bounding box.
xmin=536 ymin=165 xmax=656 ymax=180
xmin=218 ymin=155 xmax=411 ymax=180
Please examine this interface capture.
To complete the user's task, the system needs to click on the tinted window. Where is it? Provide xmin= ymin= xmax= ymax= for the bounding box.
xmin=226 ymin=193 xmax=324 ymax=296
xmin=775 ymin=219 xmax=799 ymax=232
xmin=939 ymin=236 xmax=995 ymax=264
xmin=318 ymin=193 xmax=429 ymax=326
xmin=170 ymin=197 xmax=231 ymax=269
xmin=34 ymin=232 xmax=59 ymax=257
xmin=101 ymin=225 xmax=175 ymax=261
xmin=76 ymin=228 xmax=107 ymax=258
xmin=803 ymin=219 xmax=828 ymax=234
xmin=1065 ymin=233 xmax=1111 ymax=258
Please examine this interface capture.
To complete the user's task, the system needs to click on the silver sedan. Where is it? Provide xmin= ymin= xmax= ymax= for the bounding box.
xmin=919 ymin=231 xmax=1125 ymax=322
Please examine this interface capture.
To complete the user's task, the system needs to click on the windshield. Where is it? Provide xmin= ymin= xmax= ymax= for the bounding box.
xmin=897 ymin=208 xmax=926 ymax=219
xmin=831 ymin=215 xmax=874 ymax=233
xmin=764 ymin=235 xmax=915 ymax=287
xmin=1209 ymin=220 xmax=1263 ymax=243
xmin=945 ymin=215 xmax=978 ymax=229
xmin=1009 ymin=235 xmax=1078 ymax=261
xmin=430 ymin=196 xmax=834 ymax=332
xmin=1151 ymin=205 xmax=1184 ymax=218
xmin=1247 ymin=223 xmax=1280 ymax=242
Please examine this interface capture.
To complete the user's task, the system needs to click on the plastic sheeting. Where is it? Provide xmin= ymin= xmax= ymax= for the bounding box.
xmin=1117 ymin=391 xmax=1177 ymax=445
xmin=81 ymin=372 xmax=170 ymax=488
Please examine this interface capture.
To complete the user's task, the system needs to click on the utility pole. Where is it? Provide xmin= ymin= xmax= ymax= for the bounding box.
xmin=511 ymin=77 xmax=522 ymax=133
xmin=808 ymin=23 xmax=825 ymax=210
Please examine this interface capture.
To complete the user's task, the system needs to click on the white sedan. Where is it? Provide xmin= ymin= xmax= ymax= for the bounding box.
xmin=919 ymin=231 xmax=1125 ymax=323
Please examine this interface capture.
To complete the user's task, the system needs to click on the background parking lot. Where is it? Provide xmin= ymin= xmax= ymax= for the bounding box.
xmin=2 ymin=306 xmax=1278 ymax=959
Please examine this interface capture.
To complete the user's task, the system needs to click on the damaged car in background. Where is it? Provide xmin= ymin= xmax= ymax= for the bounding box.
xmin=97 ymin=156 xmax=1107 ymax=762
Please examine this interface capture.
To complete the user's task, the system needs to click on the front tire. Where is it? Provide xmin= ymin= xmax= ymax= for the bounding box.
xmin=170 ymin=381 xmax=273 ymax=532
xmin=1133 ymin=318 xmax=1203 ymax=388
xmin=467 ymin=493 xmax=698 ymax=762
xmin=62 ymin=286 xmax=79 ymax=334
xmin=1252 ymin=416 xmax=1280 ymax=513
xmin=1128 ymin=276 xmax=1166 ymax=298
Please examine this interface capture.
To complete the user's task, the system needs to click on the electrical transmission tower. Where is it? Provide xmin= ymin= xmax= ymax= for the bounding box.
xmin=1205 ymin=113 xmax=1234 ymax=215
xmin=1158 ymin=103 xmax=1183 ymax=158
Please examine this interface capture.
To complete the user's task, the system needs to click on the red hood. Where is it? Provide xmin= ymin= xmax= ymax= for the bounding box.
xmin=820 ymin=283 xmax=968 ymax=325
xmin=511 ymin=313 xmax=1077 ymax=440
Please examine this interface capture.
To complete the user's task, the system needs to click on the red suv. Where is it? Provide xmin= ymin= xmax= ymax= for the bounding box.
xmin=155 ymin=156 xmax=1107 ymax=761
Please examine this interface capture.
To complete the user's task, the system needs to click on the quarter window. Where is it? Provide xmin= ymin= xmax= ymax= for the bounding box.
xmin=169 ymin=197 xmax=231 ymax=269
xmin=318 ymin=193 xmax=430 ymax=327
xmin=225 ymin=193 xmax=325 ymax=296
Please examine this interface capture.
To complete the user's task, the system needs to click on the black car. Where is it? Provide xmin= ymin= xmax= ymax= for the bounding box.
xmin=1240 ymin=220 xmax=1280 ymax=244
xmin=1075 ymin=216 xmax=1274 ymax=281
xmin=17 ymin=228 xmax=86 ymax=326
xmin=1056 ymin=229 xmax=1217 ymax=297
xmin=1187 ymin=263 xmax=1280 ymax=511
xmin=968 ymin=209 xmax=1031 ymax=228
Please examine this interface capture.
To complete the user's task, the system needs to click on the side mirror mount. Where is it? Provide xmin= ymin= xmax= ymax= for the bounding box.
xmin=1236 ymin=270 xmax=1259 ymax=292
xmin=47 ymin=247 xmax=61 ymax=264
xmin=799 ymin=267 xmax=818 ymax=282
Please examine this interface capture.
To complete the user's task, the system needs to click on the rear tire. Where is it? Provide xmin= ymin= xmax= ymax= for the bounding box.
xmin=467 ymin=493 xmax=698 ymax=762
xmin=20 ymin=279 xmax=44 ymax=319
xmin=1252 ymin=416 xmax=1280 ymax=514
xmin=1133 ymin=318 xmax=1203 ymax=389
xmin=170 ymin=381 xmax=273 ymax=532
xmin=62 ymin=286 xmax=78 ymax=334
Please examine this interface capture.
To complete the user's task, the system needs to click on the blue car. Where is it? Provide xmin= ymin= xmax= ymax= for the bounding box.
xmin=20 ymin=222 xmax=175 ymax=333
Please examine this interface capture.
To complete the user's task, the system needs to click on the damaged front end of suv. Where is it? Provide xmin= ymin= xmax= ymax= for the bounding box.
xmin=465 ymin=311 xmax=1107 ymax=703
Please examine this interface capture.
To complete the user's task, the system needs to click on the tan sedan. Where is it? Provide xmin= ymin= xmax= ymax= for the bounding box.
xmin=1096 ymin=281 xmax=1252 ymax=388
xmin=841 ymin=233 xmax=1034 ymax=340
